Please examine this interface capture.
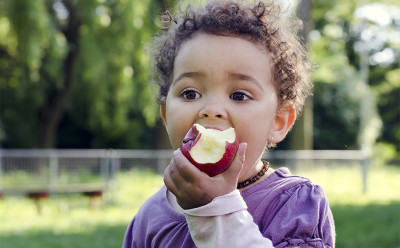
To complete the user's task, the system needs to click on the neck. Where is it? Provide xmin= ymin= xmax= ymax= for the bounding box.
xmin=239 ymin=160 xmax=264 ymax=182
xmin=237 ymin=161 xmax=272 ymax=190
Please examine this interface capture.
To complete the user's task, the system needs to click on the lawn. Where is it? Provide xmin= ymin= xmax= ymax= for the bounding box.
xmin=0 ymin=165 xmax=399 ymax=248
xmin=298 ymin=166 xmax=400 ymax=248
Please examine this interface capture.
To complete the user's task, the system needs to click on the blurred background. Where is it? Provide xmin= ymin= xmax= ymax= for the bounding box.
xmin=0 ymin=0 xmax=399 ymax=247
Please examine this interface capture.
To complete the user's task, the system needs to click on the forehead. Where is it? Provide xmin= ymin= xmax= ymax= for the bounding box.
xmin=174 ymin=33 xmax=272 ymax=75
xmin=177 ymin=32 xmax=267 ymax=55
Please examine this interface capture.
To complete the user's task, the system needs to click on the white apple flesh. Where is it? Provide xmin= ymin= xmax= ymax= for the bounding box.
xmin=180 ymin=124 xmax=239 ymax=177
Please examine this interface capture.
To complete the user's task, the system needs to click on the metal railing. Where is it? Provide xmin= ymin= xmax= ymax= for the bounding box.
xmin=0 ymin=149 xmax=371 ymax=195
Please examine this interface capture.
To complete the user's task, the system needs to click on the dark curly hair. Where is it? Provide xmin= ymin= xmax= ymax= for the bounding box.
xmin=150 ymin=0 xmax=312 ymax=114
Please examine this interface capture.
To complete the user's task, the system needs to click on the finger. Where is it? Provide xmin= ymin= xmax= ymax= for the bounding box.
xmin=167 ymin=152 xmax=213 ymax=209
xmin=166 ymin=152 xmax=196 ymax=194
xmin=164 ymin=152 xmax=187 ymax=196
xmin=221 ymin=142 xmax=247 ymax=181
xmin=173 ymin=148 xmax=206 ymax=182
xmin=163 ymin=164 xmax=179 ymax=195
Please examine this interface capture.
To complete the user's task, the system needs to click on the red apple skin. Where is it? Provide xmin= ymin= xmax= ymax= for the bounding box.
xmin=180 ymin=125 xmax=239 ymax=177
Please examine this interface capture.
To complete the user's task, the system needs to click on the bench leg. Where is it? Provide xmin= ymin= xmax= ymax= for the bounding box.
xmin=34 ymin=198 xmax=43 ymax=214
xmin=27 ymin=192 xmax=49 ymax=214
xmin=82 ymin=191 xmax=103 ymax=209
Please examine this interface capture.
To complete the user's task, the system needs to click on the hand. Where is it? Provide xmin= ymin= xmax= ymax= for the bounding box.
xmin=164 ymin=142 xmax=247 ymax=210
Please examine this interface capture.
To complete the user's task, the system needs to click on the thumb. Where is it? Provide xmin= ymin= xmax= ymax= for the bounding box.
xmin=222 ymin=142 xmax=247 ymax=181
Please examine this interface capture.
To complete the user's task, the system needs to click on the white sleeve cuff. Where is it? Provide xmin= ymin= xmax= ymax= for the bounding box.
xmin=182 ymin=190 xmax=275 ymax=248
xmin=182 ymin=190 xmax=247 ymax=217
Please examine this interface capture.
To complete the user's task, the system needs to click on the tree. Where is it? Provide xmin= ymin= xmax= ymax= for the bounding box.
xmin=351 ymin=2 xmax=400 ymax=161
xmin=304 ymin=0 xmax=399 ymax=159
xmin=289 ymin=0 xmax=313 ymax=150
xmin=0 ymin=0 xmax=172 ymax=148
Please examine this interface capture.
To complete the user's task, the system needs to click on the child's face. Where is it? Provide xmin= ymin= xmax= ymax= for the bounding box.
xmin=161 ymin=33 xmax=294 ymax=180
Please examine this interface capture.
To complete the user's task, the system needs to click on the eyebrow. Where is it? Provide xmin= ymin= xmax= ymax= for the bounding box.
xmin=228 ymin=72 xmax=263 ymax=91
xmin=172 ymin=72 xmax=204 ymax=85
xmin=172 ymin=71 xmax=264 ymax=91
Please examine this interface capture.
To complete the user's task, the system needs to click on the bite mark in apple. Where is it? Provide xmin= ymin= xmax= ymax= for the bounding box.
xmin=181 ymin=124 xmax=239 ymax=177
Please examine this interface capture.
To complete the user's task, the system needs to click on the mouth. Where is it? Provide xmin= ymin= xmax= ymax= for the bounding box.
xmin=182 ymin=136 xmax=195 ymax=144
xmin=182 ymin=124 xmax=232 ymax=144
xmin=182 ymin=125 xmax=199 ymax=144
xmin=199 ymin=125 xmax=224 ymax=131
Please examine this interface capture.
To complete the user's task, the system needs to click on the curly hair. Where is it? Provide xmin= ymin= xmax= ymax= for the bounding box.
xmin=150 ymin=0 xmax=312 ymax=114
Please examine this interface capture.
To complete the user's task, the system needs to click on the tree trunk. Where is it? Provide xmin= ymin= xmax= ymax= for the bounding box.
xmin=291 ymin=0 xmax=313 ymax=150
xmin=36 ymin=0 xmax=81 ymax=148
xmin=153 ymin=0 xmax=176 ymax=150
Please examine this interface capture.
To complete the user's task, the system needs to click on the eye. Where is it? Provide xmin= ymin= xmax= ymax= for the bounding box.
xmin=230 ymin=91 xmax=251 ymax=101
xmin=181 ymin=89 xmax=201 ymax=100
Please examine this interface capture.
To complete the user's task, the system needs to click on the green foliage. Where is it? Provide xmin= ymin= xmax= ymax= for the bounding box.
xmin=0 ymin=0 xmax=169 ymax=148
xmin=372 ymin=68 xmax=400 ymax=154
xmin=313 ymin=82 xmax=360 ymax=150
xmin=309 ymin=1 xmax=361 ymax=150
xmin=373 ymin=142 xmax=399 ymax=166
xmin=0 ymin=0 xmax=398 ymax=154
xmin=0 ymin=0 xmax=56 ymax=147
xmin=66 ymin=0 xmax=161 ymax=148
xmin=308 ymin=0 xmax=400 ymax=158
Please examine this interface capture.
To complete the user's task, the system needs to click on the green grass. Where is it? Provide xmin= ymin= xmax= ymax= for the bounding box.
xmin=296 ymin=166 xmax=400 ymax=248
xmin=0 ymin=169 xmax=164 ymax=248
xmin=0 ymin=166 xmax=399 ymax=248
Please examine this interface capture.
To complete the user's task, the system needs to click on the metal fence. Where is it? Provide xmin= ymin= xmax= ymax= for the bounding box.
xmin=0 ymin=149 xmax=370 ymax=196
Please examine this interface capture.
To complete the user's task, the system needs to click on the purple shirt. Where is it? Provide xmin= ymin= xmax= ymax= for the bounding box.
xmin=123 ymin=167 xmax=335 ymax=248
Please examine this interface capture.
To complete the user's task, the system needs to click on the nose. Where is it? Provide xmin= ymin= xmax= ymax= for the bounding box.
xmin=199 ymin=99 xmax=227 ymax=119
xmin=200 ymin=112 xmax=223 ymax=118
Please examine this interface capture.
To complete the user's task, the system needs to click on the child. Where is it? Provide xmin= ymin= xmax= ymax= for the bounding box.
xmin=123 ymin=0 xmax=335 ymax=247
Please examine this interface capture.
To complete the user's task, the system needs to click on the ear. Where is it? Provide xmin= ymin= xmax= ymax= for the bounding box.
xmin=160 ymin=104 xmax=167 ymax=126
xmin=269 ymin=104 xmax=296 ymax=143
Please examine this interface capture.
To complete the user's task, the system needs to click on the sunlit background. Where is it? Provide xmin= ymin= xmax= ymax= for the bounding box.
xmin=0 ymin=0 xmax=399 ymax=247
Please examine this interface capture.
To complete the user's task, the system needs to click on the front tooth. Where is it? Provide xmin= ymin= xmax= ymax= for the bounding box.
xmin=183 ymin=137 xmax=195 ymax=143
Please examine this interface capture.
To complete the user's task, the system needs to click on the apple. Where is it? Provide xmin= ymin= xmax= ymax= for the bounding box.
xmin=180 ymin=124 xmax=239 ymax=177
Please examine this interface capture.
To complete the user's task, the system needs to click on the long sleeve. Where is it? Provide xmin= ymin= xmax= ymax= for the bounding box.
xmin=241 ymin=167 xmax=335 ymax=247
xmin=182 ymin=190 xmax=274 ymax=248
xmin=124 ymin=169 xmax=335 ymax=248
xmin=123 ymin=187 xmax=197 ymax=248
xmin=262 ymin=183 xmax=335 ymax=248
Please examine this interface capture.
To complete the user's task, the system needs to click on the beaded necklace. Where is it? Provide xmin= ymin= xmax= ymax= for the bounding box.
xmin=237 ymin=161 xmax=270 ymax=189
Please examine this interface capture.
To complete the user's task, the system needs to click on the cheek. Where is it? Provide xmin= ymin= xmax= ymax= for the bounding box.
xmin=241 ymin=129 xmax=270 ymax=150
xmin=236 ymin=110 xmax=275 ymax=151
xmin=166 ymin=124 xmax=186 ymax=150
xmin=165 ymin=103 xmax=196 ymax=149
xmin=236 ymin=105 xmax=276 ymax=137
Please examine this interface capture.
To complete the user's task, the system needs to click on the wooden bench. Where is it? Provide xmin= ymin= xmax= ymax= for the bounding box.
xmin=0 ymin=183 xmax=105 ymax=213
